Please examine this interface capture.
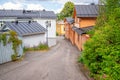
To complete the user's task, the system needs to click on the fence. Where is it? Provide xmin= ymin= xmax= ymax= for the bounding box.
xmin=0 ymin=42 xmax=23 ymax=64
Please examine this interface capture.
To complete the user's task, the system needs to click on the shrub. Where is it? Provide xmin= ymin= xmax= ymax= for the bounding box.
xmin=56 ymin=32 xmax=59 ymax=36
xmin=38 ymin=44 xmax=49 ymax=50
xmin=24 ymin=44 xmax=49 ymax=52
xmin=79 ymin=0 xmax=120 ymax=79
xmin=11 ymin=54 xmax=17 ymax=61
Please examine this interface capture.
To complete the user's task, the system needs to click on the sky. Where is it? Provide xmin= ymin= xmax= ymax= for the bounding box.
xmin=0 ymin=0 xmax=99 ymax=13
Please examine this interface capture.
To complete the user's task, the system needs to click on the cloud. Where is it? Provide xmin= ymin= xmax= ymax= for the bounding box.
xmin=51 ymin=0 xmax=73 ymax=5
xmin=26 ymin=4 xmax=44 ymax=10
xmin=0 ymin=2 xmax=23 ymax=9
xmin=11 ymin=0 xmax=25 ymax=3
xmin=0 ymin=2 xmax=44 ymax=10
xmin=52 ymin=0 xmax=98 ymax=5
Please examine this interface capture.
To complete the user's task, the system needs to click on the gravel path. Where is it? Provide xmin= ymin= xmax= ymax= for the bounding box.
xmin=0 ymin=37 xmax=89 ymax=80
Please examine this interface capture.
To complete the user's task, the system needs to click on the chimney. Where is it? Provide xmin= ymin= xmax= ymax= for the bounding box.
xmin=15 ymin=21 xmax=18 ymax=24
xmin=91 ymin=3 xmax=95 ymax=5
xmin=23 ymin=9 xmax=25 ymax=13
xmin=43 ymin=9 xmax=46 ymax=11
xmin=28 ymin=20 xmax=31 ymax=24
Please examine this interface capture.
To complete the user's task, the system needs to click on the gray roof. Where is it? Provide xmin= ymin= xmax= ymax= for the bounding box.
xmin=75 ymin=5 xmax=99 ymax=17
xmin=0 ymin=10 xmax=56 ymax=19
xmin=74 ymin=26 xmax=93 ymax=35
xmin=3 ymin=21 xmax=47 ymax=36
xmin=72 ymin=26 xmax=78 ymax=30
xmin=65 ymin=17 xmax=74 ymax=24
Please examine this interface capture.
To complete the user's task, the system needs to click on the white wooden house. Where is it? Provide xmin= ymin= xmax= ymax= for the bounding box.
xmin=0 ymin=10 xmax=56 ymax=47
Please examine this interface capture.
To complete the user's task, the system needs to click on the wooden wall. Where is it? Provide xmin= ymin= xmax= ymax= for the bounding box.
xmin=0 ymin=42 xmax=23 ymax=64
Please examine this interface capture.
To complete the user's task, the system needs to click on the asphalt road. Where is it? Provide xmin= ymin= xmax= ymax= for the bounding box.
xmin=0 ymin=37 xmax=89 ymax=80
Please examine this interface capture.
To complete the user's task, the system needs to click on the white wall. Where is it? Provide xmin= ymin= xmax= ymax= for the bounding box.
xmin=34 ymin=19 xmax=56 ymax=38
xmin=22 ymin=34 xmax=46 ymax=47
xmin=0 ymin=18 xmax=56 ymax=47
xmin=48 ymin=38 xmax=56 ymax=47
xmin=34 ymin=19 xmax=56 ymax=47
xmin=0 ymin=36 xmax=23 ymax=64
xmin=0 ymin=18 xmax=16 ymax=22
xmin=0 ymin=18 xmax=33 ymax=22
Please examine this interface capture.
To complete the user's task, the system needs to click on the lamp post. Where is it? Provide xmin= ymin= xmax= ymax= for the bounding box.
xmin=45 ymin=21 xmax=48 ymax=46
xmin=45 ymin=21 xmax=51 ymax=45
xmin=45 ymin=21 xmax=51 ymax=46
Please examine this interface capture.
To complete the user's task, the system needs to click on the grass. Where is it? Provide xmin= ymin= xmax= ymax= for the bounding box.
xmin=24 ymin=44 xmax=49 ymax=52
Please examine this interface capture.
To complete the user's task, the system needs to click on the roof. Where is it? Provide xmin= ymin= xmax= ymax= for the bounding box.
xmin=72 ymin=26 xmax=78 ymax=30
xmin=65 ymin=17 xmax=74 ymax=24
xmin=0 ymin=10 xmax=56 ymax=19
xmin=73 ymin=26 xmax=93 ymax=35
xmin=75 ymin=5 xmax=99 ymax=17
xmin=2 ymin=21 xmax=47 ymax=36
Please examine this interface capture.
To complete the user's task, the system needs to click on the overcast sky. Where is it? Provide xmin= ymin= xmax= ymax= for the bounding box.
xmin=0 ymin=0 xmax=99 ymax=13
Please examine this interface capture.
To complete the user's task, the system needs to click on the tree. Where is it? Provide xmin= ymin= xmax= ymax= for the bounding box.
xmin=79 ymin=0 xmax=120 ymax=79
xmin=57 ymin=1 xmax=74 ymax=20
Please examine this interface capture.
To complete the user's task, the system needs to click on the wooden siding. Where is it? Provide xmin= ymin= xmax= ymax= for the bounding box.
xmin=81 ymin=34 xmax=90 ymax=50
xmin=56 ymin=23 xmax=65 ymax=36
xmin=70 ymin=30 xmax=75 ymax=45
xmin=0 ymin=42 xmax=23 ymax=64
xmin=64 ymin=7 xmax=97 ymax=51
xmin=79 ymin=18 xmax=96 ymax=28
xmin=64 ymin=22 xmax=70 ymax=39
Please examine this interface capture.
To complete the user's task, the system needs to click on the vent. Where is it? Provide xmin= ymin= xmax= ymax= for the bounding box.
xmin=23 ymin=10 xmax=25 ymax=13
xmin=28 ymin=21 xmax=31 ymax=24
xmin=15 ymin=21 xmax=18 ymax=24
xmin=91 ymin=3 xmax=95 ymax=5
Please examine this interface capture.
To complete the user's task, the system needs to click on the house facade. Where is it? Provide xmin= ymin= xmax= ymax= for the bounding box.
xmin=56 ymin=21 xmax=65 ymax=36
xmin=73 ymin=5 xmax=98 ymax=28
xmin=0 ymin=10 xmax=56 ymax=47
xmin=64 ymin=5 xmax=98 ymax=51
xmin=64 ymin=17 xmax=74 ymax=39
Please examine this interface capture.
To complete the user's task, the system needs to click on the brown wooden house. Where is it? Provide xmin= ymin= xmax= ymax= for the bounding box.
xmin=64 ymin=17 xmax=74 ymax=39
xmin=73 ymin=5 xmax=98 ymax=28
xmin=64 ymin=5 xmax=98 ymax=51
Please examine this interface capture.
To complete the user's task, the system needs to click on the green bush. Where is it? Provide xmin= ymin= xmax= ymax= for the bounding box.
xmin=79 ymin=0 xmax=120 ymax=79
xmin=11 ymin=54 xmax=17 ymax=61
xmin=56 ymin=32 xmax=59 ymax=36
xmin=24 ymin=44 xmax=49 ymax=52
xmin=38 ymin=44 xmax=49 ymax=50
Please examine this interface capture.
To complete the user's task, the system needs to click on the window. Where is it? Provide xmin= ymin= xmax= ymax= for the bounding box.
xmin=45 ymin=21 xmax=51 ymax=27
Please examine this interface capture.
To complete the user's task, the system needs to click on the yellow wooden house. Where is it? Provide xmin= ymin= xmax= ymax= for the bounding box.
xmin=56 ymin=21 xmax=65 ymax=36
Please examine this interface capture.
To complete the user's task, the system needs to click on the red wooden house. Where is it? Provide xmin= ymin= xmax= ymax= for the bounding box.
xmin=64 ymin=5 xmax=98 ymax=51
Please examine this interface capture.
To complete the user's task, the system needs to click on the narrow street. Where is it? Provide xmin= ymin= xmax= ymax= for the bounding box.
xmin=0 ymin=37 xmax=89 ymax=80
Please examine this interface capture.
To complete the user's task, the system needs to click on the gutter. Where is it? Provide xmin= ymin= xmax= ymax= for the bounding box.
xmin=22 ymin=32 xmax=46 ymax=37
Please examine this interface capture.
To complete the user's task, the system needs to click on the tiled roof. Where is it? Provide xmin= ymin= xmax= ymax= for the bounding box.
xmin=0 ymin=10 xmax=56 ymax=19
xmin=66 ymin=17 xmax=74 ymax=24
xmin=73 ymin=26 xmax=93 ymax=35
xmin=75 ymin=5 xmax=99 ymax=17
xmin=3 ymin=21 xmax=47 ymax=36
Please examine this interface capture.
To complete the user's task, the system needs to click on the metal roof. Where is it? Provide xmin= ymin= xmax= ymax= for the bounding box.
xmin=65 ymin=17 xmax=74 ymax=24
xmin=73 ymin=26 xmax=93 ymax=35
xmin=72 ymin=26 xmax=78 ymax=30
xmin=75 ymin=5 xmax=99 ymax=17
xmin=3 ymin=21 xmax=47 ymax=36
xmin=0 ymin=10 xmax=56 ymax=19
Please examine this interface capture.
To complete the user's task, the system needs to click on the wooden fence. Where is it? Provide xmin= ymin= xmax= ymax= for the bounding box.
xmin=0 ymin=42 xmax=23 ymax=64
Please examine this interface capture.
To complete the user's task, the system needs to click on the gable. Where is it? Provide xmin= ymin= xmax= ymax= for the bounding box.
xmin=75 ymin=5 xmax=99 ymax=17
